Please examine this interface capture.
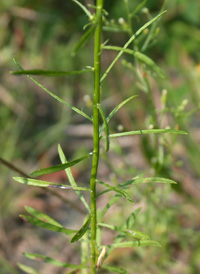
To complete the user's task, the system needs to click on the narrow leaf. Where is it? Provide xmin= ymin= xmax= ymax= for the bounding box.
xmin=13 ymin=59 xmax=92 ymax=122
xmin=70 ymin=215 xmax=91 ymax=243
xmin=103 ymin=45 xmax=133 ymax=55
xmin=97 ymin=180 xmax=134 ymax=204
xmin=107 ymin=128 xmax=187 ymax=139
xmin=101 ymin=11 xmax=167 ymax=82
xmin=130 ymin=0 xmax=147 ymax=18
xmin=102 ymin=265 xmax=129 ymax=274
xmin=99 ymin=95 xmax=138 ymax=136
xmin=103 ymin=26 xmax=129 ymax=33
xmin=72 ymin=25 xmax=96 ymax=56
xmin=97 ymin=104 xmax=110 ymax=152
xmin=134 ymin=52 xmax=165 ymax=78
xmin=72 ymin=0 xmax=93 ymax=19
xmin=25 ymin=206 xmax=62 ymax=227
xmin=17 ymin=263 xmax=40 ymax=274
xmin=119 ymin=177 xmax=178 ymax=188
xmin=23 ymin=253 xmax=79 ymax=268
xmin=109 ymin=240 xmax=161 ymax=248
xmin=101 ymin=194 xmax=121 ymax=218
xmin=11 ymin=68 xmax=93 ymax=77
xmin=30 ymin=153 xmax=92 ymax=176
xmin=98 ymin=222 xmax=150 ymax=240
xmin=13 ymin=177 xmax=90 ymax=191
xmin=20 ymin=214 xmax=76 ymax=235
xmin=58 ymin=144 xmax=90 ymax=212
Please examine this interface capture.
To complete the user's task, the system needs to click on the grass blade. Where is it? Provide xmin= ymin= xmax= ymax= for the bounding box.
xmin=58 ymin=144 xmax=90 ymax=212
xmin=17 ymin=263 xmax=40 ymax=274
xmin=98 ymin=222 xmax=150 ymax=240
xmin=97 ymin=104 xmax=110 ymax=152
xmin=72 ymin=25 xmax=96 ymax=56
xmin=99 ymin=95 xmax=138 ymax=136
xmin=101 ymin=11 xmax=167 ymax=82
xmin=30 ymin=153 xmax=92 ymax=176
xmin=70 ymin=215 xmax=91 ymax=243
xmin=13 ymin=177 xmax=90 ymax=191
xmin=19 ymin=214 xmax=76 ymax=235
xmin=102 ymin=265 xmax=129 ymax=274
xmin=72 ymin=0 xmax=93 ymax=19
xmin=25 ymin=206 xmax=62 ymax=227
xmin=109 ymin=240 xmax=161 ymax=248
xmin=107 ymin=128 xmax=187 ymax=139
xmin=13 ymin=59 xmax=92 ymax=122
xmin=23 ymin=253 xmax=79 ymax=268
xmin=97 ymin=180 xmax=134 ymax=204
xmin=11 ymin=68 xmax=93 ymax=76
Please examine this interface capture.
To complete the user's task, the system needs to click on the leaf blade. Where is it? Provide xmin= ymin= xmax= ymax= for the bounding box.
xmin=13 ymin=177 xmax=90 ymax=191
xmin=30 ymin=153 xmax=92 ymax=176
xmin=70 ymin=215 xmax=91 ymax=243
xmin=109 ymin=240 xmax=161 ymax=248
xmin=13 ymin=59 xmax=92 ymax=122
xmin=17 ymin=263 xmax=40 ymax=274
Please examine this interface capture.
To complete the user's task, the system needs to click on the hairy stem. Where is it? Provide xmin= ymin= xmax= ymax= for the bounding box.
xmin=90 ymin=0 xmax=104 ymax=273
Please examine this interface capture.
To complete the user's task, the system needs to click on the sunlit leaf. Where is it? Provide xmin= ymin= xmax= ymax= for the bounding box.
xmin=70 ymin=215 xmax=91 ymax=243
xmin=119 ymin=177 xmax=178 ymax=188
xmin=98 ymin=222 xmax=150 ymax=240
xmin=13 ymin=59 xmax=92 ymax=122
xmin=17 ymin=263 xmax=40 ymax=274
xmin=97 ymin=180 xmax=134 ymax=203
xmin=107 ymin=128 xmax=187 ymax=139
xmin=25 ymin=206 xmax=62 ymax=227
xmin=101 ymin=11 xmax=167 ymax=82
xmin=109 ymin=240 xmax=161 ymax=248
xmin=20 ymin=214 xmax=76 ymax=235
xmin=13 ymin=177 xmax=90 ymax=191
xmin=58 ymin=144 xmax=90 ymax=212
xmin=30 ymin=153 xmax=92 ymax=176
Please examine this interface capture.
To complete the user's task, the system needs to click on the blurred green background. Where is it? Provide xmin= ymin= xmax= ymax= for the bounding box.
xmin=0 ymin=0 xmax=200 ymax=273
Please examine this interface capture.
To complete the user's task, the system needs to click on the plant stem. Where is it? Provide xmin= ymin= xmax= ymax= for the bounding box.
xmin=90 ymin=0 xmax=104 ymax=273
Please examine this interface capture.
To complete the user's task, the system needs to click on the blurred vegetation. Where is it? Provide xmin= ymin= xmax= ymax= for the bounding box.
xmin=0 ymin=0 xmax=200 ymax=273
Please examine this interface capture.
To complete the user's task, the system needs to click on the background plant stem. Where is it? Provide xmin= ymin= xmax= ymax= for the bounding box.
xmin=90 ymin=0 xmax=104 ymax=272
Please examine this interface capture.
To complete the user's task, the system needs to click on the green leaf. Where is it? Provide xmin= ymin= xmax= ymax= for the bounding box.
xmin=119 ymin=177 xmax=178 ymax=188
xmin=17 ymin=263 xmax=40 ymax=274
xmin=72 ymin=0 xmax=93 ymax=19
xmin=130 ymin=0 xmax=147 ymax=18
xmin=99 ymin=95 xmax=138 ymax=136
xmin=72 ymin=25 xmax=96 ymax=56
xmin=100 ymin=11 xmax=167 ymax=82
xmin=107 ymin=128 xmax=187 ymax=139
xmin=97 ymin=104 xmax=110 ymax=152
xmin=13 ymin=59 xmax=92 ymax=122
xmin=30 ymin=153 xmax=92 ymax=176
xmin=20 ymin=214 xmax=76 ymax=235
xmin=103 ymin=26 xmax=129 ymax=33
xmin=13 ymin=177 xmax=90 ymax=191
xmin=103 ymin=45 xmax=133 ymax=55
xmin=102 ymin=265 xmax=129 ymax=274
xmin=98 ymin=222 xmax=150 ymax=240
xmin=101 ymin=194 xmax=121 ymax=218
xmin=25 ymin=206 xmax=62 ymax=227
xmin=23 ymin=253 xmax=79 ymax=268
xmin=58 ymin=144 xmax=90 ymax=212
xmin=97 ymin=180 xmax=134 ymax=204
xmin=109 ymin=240 xmax=161 ymax=248
xmin=70 ymin=215 xmax=91 ymax=243
xmin=11 ymin=68 xmax=93 ymax=76
xmin=134 ymin=51 xmax=165 ymax=78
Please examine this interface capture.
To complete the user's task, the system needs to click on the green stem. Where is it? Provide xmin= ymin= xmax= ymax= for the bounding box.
xmin=90 ymin=0 xmax=104 ymax=273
